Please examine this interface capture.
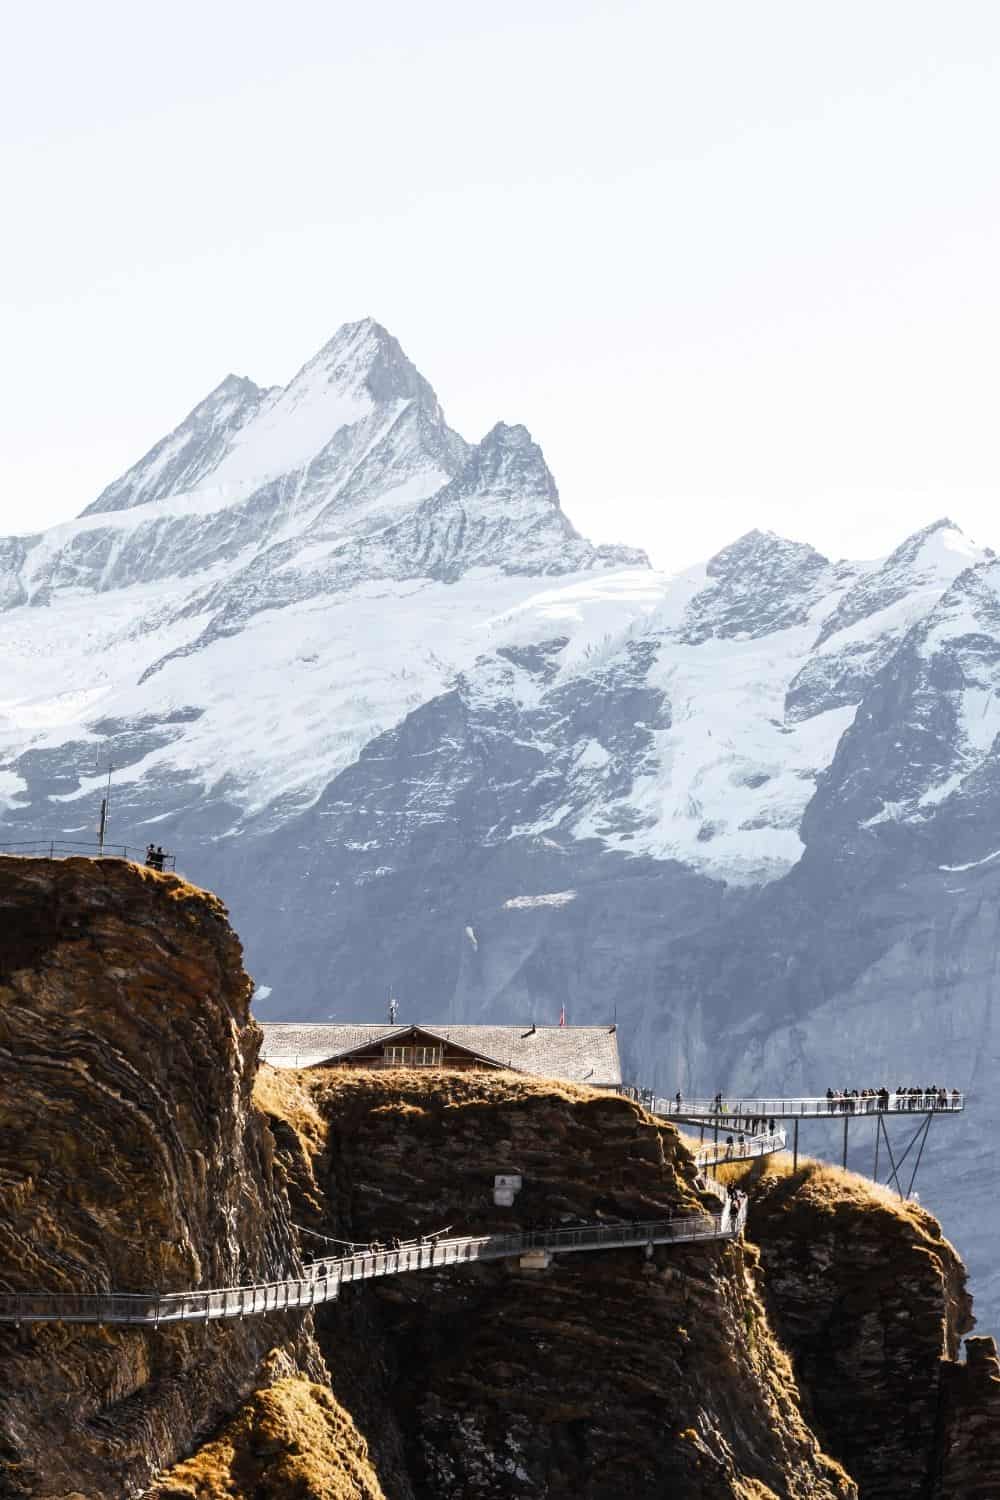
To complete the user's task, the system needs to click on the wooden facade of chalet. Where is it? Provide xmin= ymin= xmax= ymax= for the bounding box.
xmin=259 ymin=1021 xmax=622 ymax=1090
xmin=325 ymin=1026 xmax=505 ymax=1073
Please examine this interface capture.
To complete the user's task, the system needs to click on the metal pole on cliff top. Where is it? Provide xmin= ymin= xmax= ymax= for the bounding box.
xmin=842 ymin=1113 xmax=849 ymax=1170
xmin=792 ymin=1118 xmax=799 ymax=1172
xmin=96 ymin=763 xmax=113 ymax=855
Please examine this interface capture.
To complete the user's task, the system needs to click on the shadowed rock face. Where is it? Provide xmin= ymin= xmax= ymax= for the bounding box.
xmin=733 ymin=1161 xmax=1000 ymax=1500
xmin=0 ymin=856 xmax=325 ymax=1498
xmin=935 ymin=1336 xmax=1000 ymax=1499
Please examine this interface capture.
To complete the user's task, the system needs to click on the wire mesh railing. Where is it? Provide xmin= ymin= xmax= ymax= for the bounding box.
xmin=0 ymin=1209 xmax=747 ymax=1325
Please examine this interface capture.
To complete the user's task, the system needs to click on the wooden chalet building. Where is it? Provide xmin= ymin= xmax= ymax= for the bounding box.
xmin=258 ymin=1021 xmax=622 ymax=1091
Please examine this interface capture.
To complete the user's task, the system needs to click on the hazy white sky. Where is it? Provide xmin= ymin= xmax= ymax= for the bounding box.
xmin=2 ymin=0 xmax=998 ymax=569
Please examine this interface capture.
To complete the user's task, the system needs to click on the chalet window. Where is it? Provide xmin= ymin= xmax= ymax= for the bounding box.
xmin=383 ymin=1044 xmax=443 ymax=1066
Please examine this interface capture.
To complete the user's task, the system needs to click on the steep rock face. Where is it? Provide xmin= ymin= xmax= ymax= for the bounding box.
xmin=935 ymin=1335 xmax=1000 ymax=1499
xmin=0 ymin=856 xmax=324 ymax=1498
xmin=83 ymin=373 xmax=275 ymax=516
xmin=741 ymin=1162 xmax=973 ymax=1499
xmin=256 ymin=1068 xmax=855 ymax=1500
xmin=677 ymin=529 xmax=836 ymax=644
xmin=785 ymin=519 xmax=985 ymax=722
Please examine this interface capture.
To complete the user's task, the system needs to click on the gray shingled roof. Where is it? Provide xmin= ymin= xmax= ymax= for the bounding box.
xmin=258 ymin=1022 xmax=621 ymax=1088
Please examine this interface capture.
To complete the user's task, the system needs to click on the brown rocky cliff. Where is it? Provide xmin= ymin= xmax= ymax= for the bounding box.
xmin=738 ymin=1159 xmax=1000 ymax=1500
xmin=0 ymin=856 xmax=328 ymax=1498
xmin=934 ymin=1334 xmax=1000 ymax=1498
xmin=3 ymin=856 xmax=993 ymax=1500
xmin=255 ymin=1067 xmax=856 ymax=1500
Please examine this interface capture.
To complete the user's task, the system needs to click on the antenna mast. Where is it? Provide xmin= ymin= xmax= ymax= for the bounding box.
xmin=96 ymin=762 xmax=113 ymax=855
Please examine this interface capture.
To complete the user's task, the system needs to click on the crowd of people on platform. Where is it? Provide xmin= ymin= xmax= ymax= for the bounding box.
xmin=822 ymin=1085 xmax=961 ymax=1113
xmin=682 ymin=1087 xmax=962 ymax=1118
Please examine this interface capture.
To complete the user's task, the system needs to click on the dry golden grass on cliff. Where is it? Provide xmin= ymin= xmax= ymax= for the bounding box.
xmin=254 ymin=1064 xmax=328 ymax=1157
xmin=303 ymin=1064 xmax=611 ymax=1110
xmin=151 ymin=1372 xmax=386 ymax=1500
xmin=689 ymin=1144 xmax=951 ymax=1238
xmin=54 ymin=854 xmax=226 ymax=910
xmin=259 ymin=1064 xmax=657 ymax=1134
xmin=255 ymin=1067 xmax=684 ymax=1177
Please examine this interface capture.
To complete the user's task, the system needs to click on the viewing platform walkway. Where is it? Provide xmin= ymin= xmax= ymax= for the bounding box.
xmin=0 ymin=1206 xmax=746 ymax=1327
xmin=655 ymin=1090 xmax=965 ymax=1195
xmin=657 ymin=1092 xmax=964 ymax=1120
xmin=691 ymin=1128 xmax=786 ymax=1169
xmin=0 ymin=840 xmax=176 ymax=871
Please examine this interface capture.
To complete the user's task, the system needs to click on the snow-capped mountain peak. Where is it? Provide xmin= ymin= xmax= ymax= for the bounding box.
xmin=81 ymin=318 xmax=458 ymax=528
xmin=82 ymin=372 xmax=274 ymax=517
xmin=677 ymin=528 xmax=832 ymax=644
xmin=299 ymin=316 xmax=445 ymax=411
xmin=454 ymin=422 xmax=561 ymax=507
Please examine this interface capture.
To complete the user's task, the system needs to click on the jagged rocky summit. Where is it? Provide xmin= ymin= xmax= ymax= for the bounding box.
xmin=1 ymin=320 xmax=1000 ymax=1330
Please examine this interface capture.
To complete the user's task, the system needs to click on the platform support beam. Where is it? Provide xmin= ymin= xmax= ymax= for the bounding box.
xmin=906 ymin=1112 xmax=933 ymax=1201
xmin=792 ymin=1118 xmax=799 ymax=1172
xmin=879 ymin=1114 xmax=905 ymax=1199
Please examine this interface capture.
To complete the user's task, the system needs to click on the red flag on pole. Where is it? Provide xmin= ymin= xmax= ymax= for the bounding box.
xmin=559 ymin=1004 xmax=566 ymax=1027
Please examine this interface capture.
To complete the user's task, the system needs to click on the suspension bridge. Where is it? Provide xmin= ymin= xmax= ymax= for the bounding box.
xmin=0 ymin=1097 xmax=964 ymax=1326
xmin=0 ymin=1198 xmax=747 ymax=1326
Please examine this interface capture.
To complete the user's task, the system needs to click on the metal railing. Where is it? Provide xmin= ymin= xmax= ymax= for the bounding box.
xmin=657 ymin=1092 xmax=965 ymax=1119
xmin=0 ymin=840 xmax=176 ymax=871
xmin=692 ymin=1129 xmax=786 ymax=1166
xmin=0 ymin=1209 xmax=747 ymax=1326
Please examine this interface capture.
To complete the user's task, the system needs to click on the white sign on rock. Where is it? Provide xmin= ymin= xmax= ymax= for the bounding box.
xmin=493 ymin=1173 xmax=523 ymax=1206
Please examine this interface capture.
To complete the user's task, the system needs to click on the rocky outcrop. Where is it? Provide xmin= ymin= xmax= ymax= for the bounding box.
xmin=150 ymin=1359 xmax=387 ymax=1500
xmin=257 ymin=1068 xmax=855 ymax=1500
xmin=0 ymin=856 xmax=325 ymax=1498
xmin=738 ymin=1159 xmax=1000 ymax=1500
xmin=935 ymin=1335 xmax=1000 ymax=1498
